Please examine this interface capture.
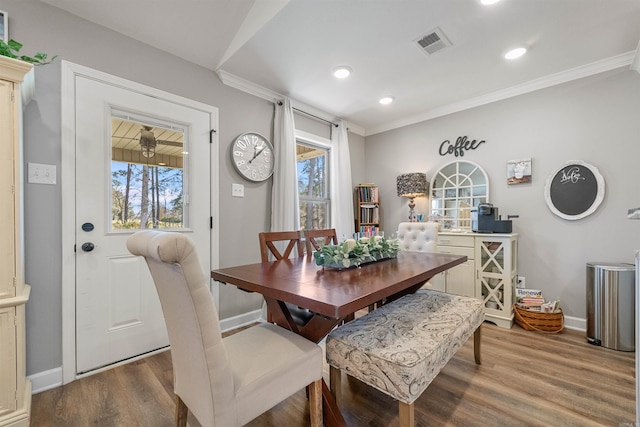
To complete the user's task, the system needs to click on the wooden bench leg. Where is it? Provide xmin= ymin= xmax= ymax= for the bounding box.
xmin=474 ymin=325 xmax=482 ymax=365
xmin=399 ymin=401 xmax=414 ymax=427
xmin=329 ymin=365 xmax=342 ymax=402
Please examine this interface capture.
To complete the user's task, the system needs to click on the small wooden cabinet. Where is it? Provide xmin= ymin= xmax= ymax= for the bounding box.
xmin=0 ymin=56 xmax=33 ymax=427
xmin=435 ymin=231 xmax=518 ymax=328
xmin=355 ymin=184 xmax=380 ymax=234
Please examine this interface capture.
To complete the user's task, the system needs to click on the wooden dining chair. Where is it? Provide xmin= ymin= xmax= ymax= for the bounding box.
xmin=127 ymin=230 xmax=322 ymax=427
xmin=258 ymin=231 xmax=314 ymax=325
xmin=303 ymin=228 xmax=339 ymax=255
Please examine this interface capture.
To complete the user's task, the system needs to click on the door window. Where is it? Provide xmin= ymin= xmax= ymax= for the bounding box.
xmin=110 ymin=113 xmax=188 ymax=231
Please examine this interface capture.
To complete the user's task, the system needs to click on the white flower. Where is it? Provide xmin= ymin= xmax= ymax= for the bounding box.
xmin=344 ymin=239 xmax=357 ymax=252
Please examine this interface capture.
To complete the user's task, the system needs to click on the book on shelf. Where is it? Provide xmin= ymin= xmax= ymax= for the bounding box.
xmin=357 ymin=185 xmax=378 ymax=203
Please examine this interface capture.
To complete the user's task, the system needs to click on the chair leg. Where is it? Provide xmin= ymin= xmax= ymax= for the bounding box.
xmin=399 ymin=401 xmax=415 ymax=427
xmin=175 ymin=395 xmax=188 ymax=427
xmin=309 ymin=379 xmax=323 ymax=427
xmin=473 ymin=325 xmax=482 ymax=365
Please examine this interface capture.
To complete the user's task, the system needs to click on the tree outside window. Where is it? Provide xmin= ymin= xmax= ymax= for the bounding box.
xmin=297 ymin=141 xmax=330 ymax=230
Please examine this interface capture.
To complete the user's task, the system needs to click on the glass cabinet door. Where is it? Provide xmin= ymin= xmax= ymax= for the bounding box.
xmin=430 ymin=160 xmax=489 ymax=231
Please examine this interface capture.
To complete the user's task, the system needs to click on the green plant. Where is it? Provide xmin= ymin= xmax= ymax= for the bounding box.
xmin=0 ymin=39 xmax=57 ymax=65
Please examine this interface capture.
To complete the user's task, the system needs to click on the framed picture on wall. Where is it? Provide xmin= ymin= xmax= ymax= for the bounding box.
xmin=507 ymin=158 xmax=532 ymax=185
xmin=0 ymin=10 xmax=7 ymax=42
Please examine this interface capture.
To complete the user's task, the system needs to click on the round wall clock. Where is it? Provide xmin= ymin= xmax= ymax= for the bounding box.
xmin=231 ymin=132 xmax=274 ymax=182
xmin=544 ymin=160 xmax=605 ymax=220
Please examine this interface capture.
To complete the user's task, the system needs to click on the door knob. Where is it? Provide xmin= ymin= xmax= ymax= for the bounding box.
xmin=81 ymin=242 xmax=95 ymax=252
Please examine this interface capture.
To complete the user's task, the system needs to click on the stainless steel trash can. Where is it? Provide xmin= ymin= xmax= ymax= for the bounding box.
xmin=586 ymin=262 xmax=636 ymax=351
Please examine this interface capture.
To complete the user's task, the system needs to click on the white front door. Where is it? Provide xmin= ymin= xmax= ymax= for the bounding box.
xmin=74 ymin=75 xmax=213 ymax=374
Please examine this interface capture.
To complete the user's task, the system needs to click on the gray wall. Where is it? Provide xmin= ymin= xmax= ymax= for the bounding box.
xmin=2 ymin=0 xmax=365 ymax=377
xmin=364 ymin=67 xmax=640 ymax=322
xmin=4 ymin=0 xmax=638 ymax=380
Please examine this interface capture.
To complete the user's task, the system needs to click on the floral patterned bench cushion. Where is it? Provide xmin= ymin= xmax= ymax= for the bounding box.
xmin=326 ymin=289 xmax=484 ymax=404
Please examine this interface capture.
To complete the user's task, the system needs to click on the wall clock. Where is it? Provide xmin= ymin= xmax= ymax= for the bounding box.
xmin=231 ymin=132 xmax=274 ymax=182
xmin=544 ymin=160 xmax=605 ymax=220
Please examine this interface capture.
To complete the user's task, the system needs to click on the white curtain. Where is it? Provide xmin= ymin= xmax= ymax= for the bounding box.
xmin=271 ymin=98 xmax=300 ymax=232
xmin=330 ymin=121 xmax=354 ymax=240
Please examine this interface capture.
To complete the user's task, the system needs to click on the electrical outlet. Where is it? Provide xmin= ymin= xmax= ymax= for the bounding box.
xmin=231 ymin=183 xmax=244 ymax=198
xmin=517 ymin=276 xmax=525 ymax=288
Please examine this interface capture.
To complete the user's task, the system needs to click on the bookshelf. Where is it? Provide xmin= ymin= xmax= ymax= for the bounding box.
xmin=355 ymin=184 xmax=380 ymax=234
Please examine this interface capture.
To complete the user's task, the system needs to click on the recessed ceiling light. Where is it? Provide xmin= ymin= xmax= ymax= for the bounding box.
xmin=379 ymin=96 xmax=394 ymax=105
xmin=504 ymin=47 xmax=527 ymax=60
xmin=333 ymin=66 xmax=352 ymax=79
xmin=481 ymin=0 xmax=501 ymax=5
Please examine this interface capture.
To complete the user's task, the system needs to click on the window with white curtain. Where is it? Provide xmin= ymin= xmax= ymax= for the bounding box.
xmin=296 ymin=132 xmax=330 ymax=230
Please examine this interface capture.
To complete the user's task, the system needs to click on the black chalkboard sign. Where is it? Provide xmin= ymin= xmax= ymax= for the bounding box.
xmin=544 ymin=161 xmax=605 ymax=220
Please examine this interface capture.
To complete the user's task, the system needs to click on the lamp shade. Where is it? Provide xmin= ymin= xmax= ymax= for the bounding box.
xmin=397 ymin=172 xmax=428 ymax=198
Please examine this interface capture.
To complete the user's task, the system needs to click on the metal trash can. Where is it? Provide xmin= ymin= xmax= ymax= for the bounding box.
xmin=586 ymin=262 xmax=636 ymax=351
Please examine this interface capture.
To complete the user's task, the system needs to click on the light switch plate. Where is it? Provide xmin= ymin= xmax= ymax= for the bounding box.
xmin=28 ymin=163 xmax=57 ymax=185
xmin=232 ymin=183 xmax=244 ymax=197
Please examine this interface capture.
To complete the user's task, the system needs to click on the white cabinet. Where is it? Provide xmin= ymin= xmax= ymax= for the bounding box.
xmin=0 ymin=56 xmax=33 ymax=427
xmin=475 ymin=234 xmax=518 ymax=329
xmin=432 ymin=234 xmax=476 ymax=298
xmin=436 ymin=232 xmax=518 ymax=328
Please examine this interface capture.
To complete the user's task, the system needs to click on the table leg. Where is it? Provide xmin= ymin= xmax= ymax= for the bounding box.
xmin=322 ymin=379 xmax=347 ymax=427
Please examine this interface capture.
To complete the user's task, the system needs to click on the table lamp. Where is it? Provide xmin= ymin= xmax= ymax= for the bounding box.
xmin=397 ymin=172 xmax=428 ymax=222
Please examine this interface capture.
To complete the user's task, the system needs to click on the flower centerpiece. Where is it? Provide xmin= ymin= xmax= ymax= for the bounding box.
xmin=313 ymin=235 xmax=400 ymax=269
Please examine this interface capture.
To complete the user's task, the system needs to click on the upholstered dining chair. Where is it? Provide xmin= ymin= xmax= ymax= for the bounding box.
xmin=396 ymin=222 xmax=439 ymax=289
xmin=258 ymin=231 xmax=314 ymax=325
xmin=127 ymin=231 xmax=323 ymax=427
xmin=396 ymin=222 xmax=439 ymax=253
xmin=303 ymin=228 xmax=339 ymax=255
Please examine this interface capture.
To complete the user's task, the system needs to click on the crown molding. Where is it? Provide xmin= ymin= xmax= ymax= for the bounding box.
xmin=365 ymin=51 xmax=636 ymax=136
xmin=216 ymin=69 xmax=281 ymax=103
xmin=218 ymin=51 xmax=634 ymax=138
xmin=216 ymin=69 xmax=366 ymax=136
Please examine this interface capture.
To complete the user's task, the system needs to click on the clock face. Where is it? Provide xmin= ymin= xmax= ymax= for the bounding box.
xmin=231 ymin=132 xmax=275 ymax=182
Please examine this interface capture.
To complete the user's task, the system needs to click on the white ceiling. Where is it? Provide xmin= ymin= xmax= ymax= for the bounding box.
xmin=43 ymin=0 xmax=640 ymax=135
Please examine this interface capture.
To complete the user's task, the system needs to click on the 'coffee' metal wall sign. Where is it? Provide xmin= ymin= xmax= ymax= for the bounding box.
xmin=439 ymin=136 xmax=485 ymax=157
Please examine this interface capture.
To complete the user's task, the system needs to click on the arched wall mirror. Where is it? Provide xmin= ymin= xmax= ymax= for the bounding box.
xmin=430 ymin=160 xmax=489 ymax=231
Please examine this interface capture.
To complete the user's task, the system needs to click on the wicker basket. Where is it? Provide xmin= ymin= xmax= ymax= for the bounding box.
xmin=513 ymin=305 xmax=564 ymax=333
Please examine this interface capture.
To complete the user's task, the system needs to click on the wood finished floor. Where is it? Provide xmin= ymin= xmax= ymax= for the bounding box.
xmin=31 ymin=322 xmax=635 ymax=426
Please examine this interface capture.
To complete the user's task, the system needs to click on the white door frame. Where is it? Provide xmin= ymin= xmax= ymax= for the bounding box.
xmin=60 ymin=60 xmax=220 ymax=384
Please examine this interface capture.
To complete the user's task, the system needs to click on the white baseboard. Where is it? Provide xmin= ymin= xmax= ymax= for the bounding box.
xmin=563 ymin=315 xmax=586 ymax=332
xmin=219 ymin=309 xmax=263 ymax=333
xmin=29 ymin=367 xmax=63 ymax=394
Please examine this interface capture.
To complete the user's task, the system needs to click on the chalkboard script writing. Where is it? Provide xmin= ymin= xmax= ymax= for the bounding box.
xmin=439 ymin=136 xmax=485 ymax=157
xmin=560 ymin=167 xmax=586 ymax=184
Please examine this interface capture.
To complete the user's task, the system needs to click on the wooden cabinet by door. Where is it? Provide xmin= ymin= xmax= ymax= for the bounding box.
xmin=0 ymin=56 xmax=33 ymax=427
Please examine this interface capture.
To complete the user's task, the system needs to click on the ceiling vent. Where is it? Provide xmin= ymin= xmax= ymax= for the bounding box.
xmin=415 ymin=27 xmax=452 ymax=55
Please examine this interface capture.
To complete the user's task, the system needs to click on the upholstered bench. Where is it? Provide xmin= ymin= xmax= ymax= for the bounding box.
xmin=326 ymin=290 xmax=484 ymax=427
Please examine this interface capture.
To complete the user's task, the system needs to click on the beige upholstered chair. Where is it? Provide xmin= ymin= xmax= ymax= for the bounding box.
xmin=396 ymin=222 xmax=439 ymax=252
xmin=396 ymin=222 xmax=439 ymax=289
xmin=127 ymin=230 xmax=322 ymax=427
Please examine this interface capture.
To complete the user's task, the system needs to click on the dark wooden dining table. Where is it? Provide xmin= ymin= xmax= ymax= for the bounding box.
xmin=211 ymin=251 xmax=467 ymax=427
